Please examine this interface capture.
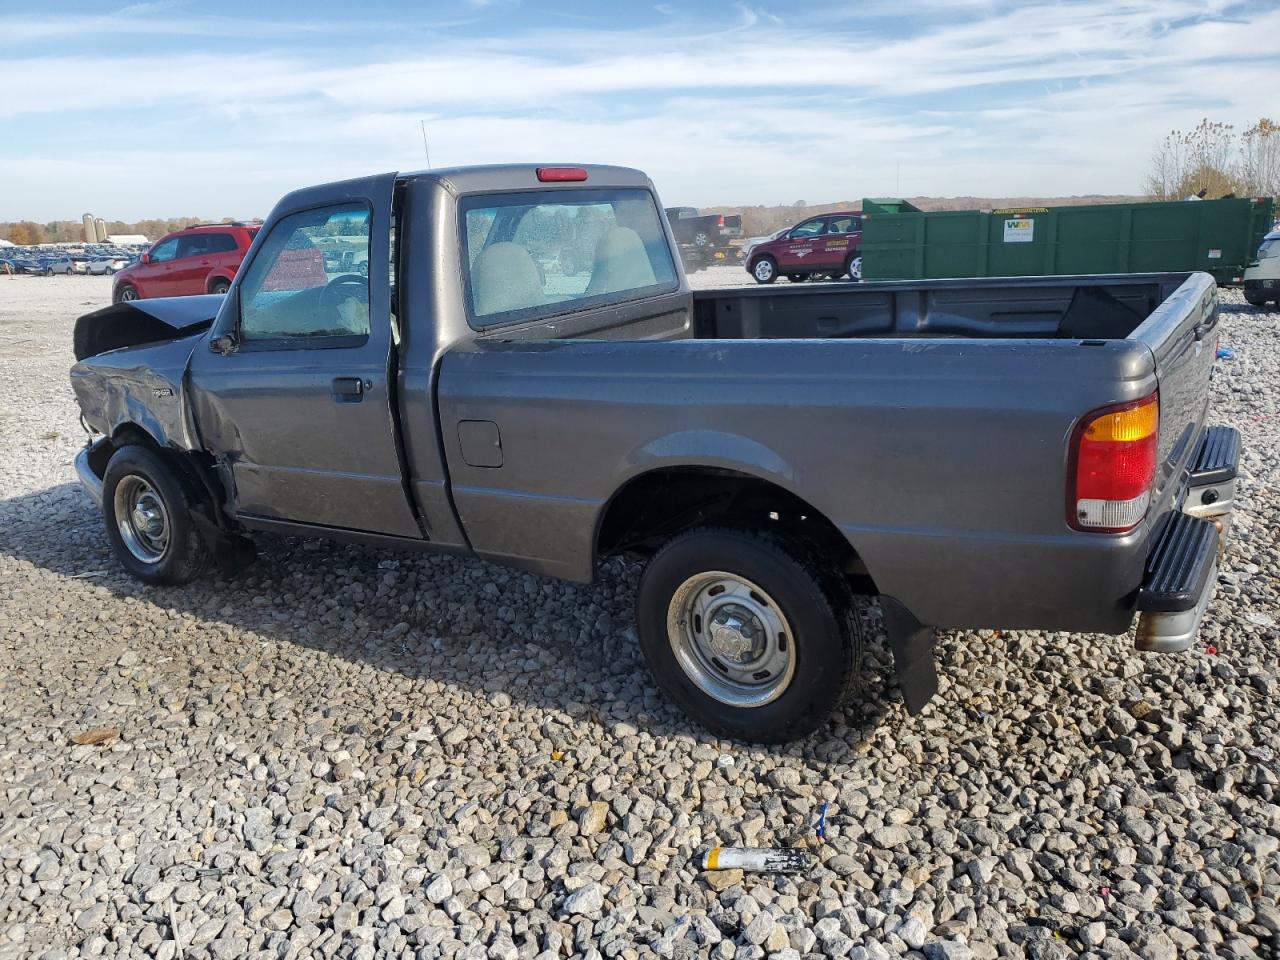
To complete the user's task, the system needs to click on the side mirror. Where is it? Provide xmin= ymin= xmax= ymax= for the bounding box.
xmin=141 ymin=253 xmax=151 ymax=264
xmin=209 ymin=333 xmax=238 ymax=355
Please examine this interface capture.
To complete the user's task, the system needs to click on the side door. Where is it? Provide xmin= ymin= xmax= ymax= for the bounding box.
xmin=202 ymin=231 xmax=241 ymax=284
xmin=818 ymin=215 xmax=857 ymax=272
xmin=187 ymin=174 xmax=424 ymax=539
xmin=140 ymin=236 xmax=180 ymax=296
xmin=171 ymin=233 xmax=216 ymax=294
xmin=777 ymin=217 xmax=828 ymax=271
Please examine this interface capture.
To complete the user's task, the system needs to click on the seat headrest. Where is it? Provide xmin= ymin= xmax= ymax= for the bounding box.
xmin=471 ymin=242 xmax=543 ymax=317
xmin=586 ymin=227 xmax=656 ymax=297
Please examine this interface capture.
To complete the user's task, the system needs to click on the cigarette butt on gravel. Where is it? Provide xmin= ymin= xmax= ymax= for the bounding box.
xmin=699 ymin=846 xmax=814 ymax=873
xmin=70 ymin=728 xmax=119 ymax=746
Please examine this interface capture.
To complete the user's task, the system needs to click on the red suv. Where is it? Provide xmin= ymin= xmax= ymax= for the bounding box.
xmin=112 ymin=223 xmax=259 ymax=303
xmin=746 ymin=212 xmax=862 ymax=284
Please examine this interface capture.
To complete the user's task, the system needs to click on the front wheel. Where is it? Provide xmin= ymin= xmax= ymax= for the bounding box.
xmin=636 ymin=527 xmax=860 ymax=742
xmin=1244 ymin=290 xmax=1267 ymax=307
xmin=114 ymin=283 xmax=139 ymax=303
xmin=751 ymin=256 xmax=777 ymax=284
xmin=102 ymin=445 xmax=210 ymax=585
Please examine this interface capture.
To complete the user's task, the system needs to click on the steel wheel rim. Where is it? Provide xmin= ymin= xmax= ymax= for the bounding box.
xmin=754 ymin=260 xmax=774 ymax=281
xmin=666 ymin=571 xmax=796 ymax=707
xmin=114 ymin=475 xmax=170 ymax=563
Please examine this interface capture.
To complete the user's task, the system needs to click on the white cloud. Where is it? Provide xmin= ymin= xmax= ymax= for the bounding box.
xmin=0 ymin=0 xmax=1274 ymax=218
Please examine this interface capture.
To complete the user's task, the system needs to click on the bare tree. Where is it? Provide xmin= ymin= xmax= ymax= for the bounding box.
xmin=1241 ymin=118 xmax=1280 ymax=197
xmin=1144 ymin=118 xmax=1242 ymax=200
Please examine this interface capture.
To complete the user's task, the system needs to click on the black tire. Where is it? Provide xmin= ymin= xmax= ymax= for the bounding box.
xmin=113 ymin=283 xmax=139 ymax=304
xmin=693 ymin=231 xmax=711 ymax=248
xmin=101 ymin=445 xmax=210 ymax=585
xmin=209 ymin=278 xmax=231 ymax=295
xmin=786 ymin=274 xmax=807 ymax=282
xmin=636 ymin=527 xmax=860 ymax=743
xmin=1244 ymin=291 xmax=1266 ymax=307
xmin=751 ymin=256 xmax=778 ymax=284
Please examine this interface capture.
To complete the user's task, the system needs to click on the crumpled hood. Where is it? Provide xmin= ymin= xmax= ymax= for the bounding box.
xmin=70 ymin=296 xmax=222 ymax=450
xmin=73 ymin=294 xmax=222 ymax=361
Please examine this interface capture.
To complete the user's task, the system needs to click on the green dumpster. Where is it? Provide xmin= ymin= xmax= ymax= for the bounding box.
xmin=860 ymin=195 xmax=1275 ymax=285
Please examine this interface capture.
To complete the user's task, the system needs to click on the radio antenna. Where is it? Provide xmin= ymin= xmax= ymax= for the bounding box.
xmin=420 ymin=120 xmax=432 ymax=169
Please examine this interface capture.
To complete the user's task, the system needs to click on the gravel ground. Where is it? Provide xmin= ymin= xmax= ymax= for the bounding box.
xmin=1 ymin=274 xmax=1278 ymax=960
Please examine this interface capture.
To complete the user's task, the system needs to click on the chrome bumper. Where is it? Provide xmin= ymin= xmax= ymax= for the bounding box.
xmin=75 ymin=444 xmax=104 ymax=508
xmin=1134 ymin=426 xmax=1238 ymax=653
xmin=1136 ymin=559 xmax=1218 ymax=652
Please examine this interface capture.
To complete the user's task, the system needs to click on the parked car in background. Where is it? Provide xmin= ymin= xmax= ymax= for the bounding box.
xmin=42 ymin=255 xmax=77 ymax=276
xmin=746 ymin=211 xmax=863 ymax=284
xmin=1243 ymin=229 xmax=1279 ymax=306
xmin=86 ymin=256 xmax=132 ymax=276
xmin=665 ymin=206 xmax=742 ymax=273
xmin=112 ymin=223 xmax=259 ymax=302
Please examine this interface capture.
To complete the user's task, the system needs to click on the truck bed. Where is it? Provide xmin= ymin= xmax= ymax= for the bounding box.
xmin=691 ymin=274 xmax=1188 ymax=341
xmin=442 ymin=272 xmax=1217 ymax=633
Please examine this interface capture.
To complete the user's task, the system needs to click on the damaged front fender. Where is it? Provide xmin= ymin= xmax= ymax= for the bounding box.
xmin=69 ymin=296 xmax=222 ymax=450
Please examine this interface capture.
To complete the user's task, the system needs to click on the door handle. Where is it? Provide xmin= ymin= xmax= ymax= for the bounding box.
xmin=331 ymin=377 xmax=364 ymax=402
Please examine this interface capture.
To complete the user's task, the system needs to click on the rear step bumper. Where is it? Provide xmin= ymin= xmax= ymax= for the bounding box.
xmin=1135 ymin=426 xmax=1239 ymax=652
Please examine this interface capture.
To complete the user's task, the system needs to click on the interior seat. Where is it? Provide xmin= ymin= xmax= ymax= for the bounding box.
xmin=585 ymin=227 xmax=656 ymax=297
xmin=471 ymin=242 xmax=544 ymax=317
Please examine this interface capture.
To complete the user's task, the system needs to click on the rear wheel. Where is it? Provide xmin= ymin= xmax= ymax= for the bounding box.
xmin=209 ymin=278 xmax=231 ymax=295
xmin=786 ymin=274 xmax=807 ymax=283
xmin=114 ymin=283 xmax=139 ymax=303
xmin=102 ymin=445 xmax=210 ymax=585
xmin=636 ymin=527 xmax=860 ymax=742
xmin=1245 ymin=290 xmax=1267 ymax=307
xmin=751 ymin=257 xmax=777 ymax=284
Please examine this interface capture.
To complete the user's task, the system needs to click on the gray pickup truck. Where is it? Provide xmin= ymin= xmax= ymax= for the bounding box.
xmin=70 ymin=164 xmax=1240 ymax=743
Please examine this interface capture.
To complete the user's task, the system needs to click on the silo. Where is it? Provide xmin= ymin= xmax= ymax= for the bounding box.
xmin=82 ymin=214 xmax=97 ymax=243
xmin=95 ymin=218 xmax=107 ymax=243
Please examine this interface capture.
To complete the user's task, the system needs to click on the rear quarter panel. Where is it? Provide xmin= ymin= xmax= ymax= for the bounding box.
xmin=438 ymin=336 xmax=1162 ymax=632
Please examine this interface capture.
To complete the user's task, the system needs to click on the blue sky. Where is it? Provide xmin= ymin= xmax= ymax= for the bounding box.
xmin=1 ymin=0 xmax=1277 ymax=220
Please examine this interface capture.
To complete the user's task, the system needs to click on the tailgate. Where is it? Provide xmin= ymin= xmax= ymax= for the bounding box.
xmin=1129 ymin=272 xmax=1219 ymax=512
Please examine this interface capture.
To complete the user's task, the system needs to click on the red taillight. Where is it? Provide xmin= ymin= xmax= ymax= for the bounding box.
xmin=716 ymin=215 xmax=725 ymax=227
xmin=1068 ymin=393 xmax=1159 ymax=532
xmin=536 ymin=167 xmax=588 ymax=182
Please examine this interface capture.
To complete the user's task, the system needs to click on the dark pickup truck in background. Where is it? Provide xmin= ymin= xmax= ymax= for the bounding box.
xmin=70 ymin=164 xmax=1239 ymax=743
xmin=664 ymin=206 xmax=742 ymax=272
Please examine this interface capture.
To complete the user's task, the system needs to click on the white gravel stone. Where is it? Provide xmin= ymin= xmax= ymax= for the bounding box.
xmin=0 ymin=277 xmax=1277 ymax=960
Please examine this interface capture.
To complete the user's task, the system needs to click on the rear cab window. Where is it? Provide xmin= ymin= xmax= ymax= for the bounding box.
xmin=460 ymin=188 xmax=678 ymax=329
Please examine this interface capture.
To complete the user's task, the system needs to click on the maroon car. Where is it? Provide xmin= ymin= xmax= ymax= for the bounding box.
xmin=746 ymin=212 xmax=862 ymax=284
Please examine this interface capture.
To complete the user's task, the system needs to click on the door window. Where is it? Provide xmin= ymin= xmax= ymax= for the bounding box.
xmin=789 ymin=218 xmax=827 ymax=238
xmin=826 ymin=216 xmax=857 ymax=234
xmin=177 ymin=234 xmax=213 ymax=259
xmin=238 ymin=204 xmax=371 ymax=343
xmin=206 ymin=232 xmax=238 ymax=254
xmin=148 ymin=237 xmax=179 ymax=263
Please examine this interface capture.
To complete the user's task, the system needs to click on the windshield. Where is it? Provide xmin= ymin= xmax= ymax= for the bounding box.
xmin=461 ymin=187 xmax=678 ymax=328
xmin=1258 ymin=238 xmax=1279 ymax=260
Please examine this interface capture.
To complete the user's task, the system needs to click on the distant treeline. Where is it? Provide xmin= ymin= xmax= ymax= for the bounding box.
xmin=701 ymin=195 xmax=1148 ymax=238
xmin=2 ymin=217 xmax=238 ymax=245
